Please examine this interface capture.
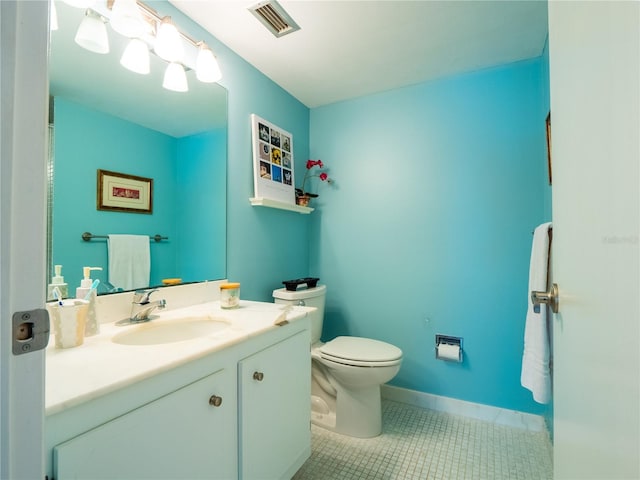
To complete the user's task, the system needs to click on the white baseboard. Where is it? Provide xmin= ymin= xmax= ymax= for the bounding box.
xmin=381 ymin=385 xmax=546 ymax=432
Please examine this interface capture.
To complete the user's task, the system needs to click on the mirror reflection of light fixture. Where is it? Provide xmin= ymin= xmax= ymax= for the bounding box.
xmin=75 ymin=9 xmax=109 ymax=54
xmin=196 ymin=42 xmax=222 ymax=83
xmin=154 ymin=16 xmax=183 ymax=63
xmin=120 ymin=38 xmax=150 ymax=74
xmin=110 ymin=0 xmax=149 ymax=38
xmin=163 ymin=62 xmax=188 ymax=92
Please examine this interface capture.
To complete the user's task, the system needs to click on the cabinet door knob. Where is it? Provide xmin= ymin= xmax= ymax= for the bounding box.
xmin=208 ymin=395 xmax=223 ymax=407
xmin=253 ymin=371 xmax=264 ymax=381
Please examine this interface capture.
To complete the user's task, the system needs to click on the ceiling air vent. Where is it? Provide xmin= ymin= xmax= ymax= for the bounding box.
xmin=249 ymin=1 xmax=300 ymax=38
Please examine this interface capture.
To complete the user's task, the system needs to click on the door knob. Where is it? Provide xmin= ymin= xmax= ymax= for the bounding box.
xmin=531 ymin=283 xmax=559 ymax=314
xmin=208 ymin=395 xmax=223 ymax=407
xmin=253 ymin=371 xmax=264 ymax=381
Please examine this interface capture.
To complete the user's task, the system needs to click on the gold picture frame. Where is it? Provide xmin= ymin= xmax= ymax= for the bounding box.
xmin=97 ymin=169 xmax=153 ymax=214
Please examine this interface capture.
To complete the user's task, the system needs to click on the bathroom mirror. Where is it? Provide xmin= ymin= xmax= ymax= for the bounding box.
xmin=48 ymin=2 xmax=227 ymax=296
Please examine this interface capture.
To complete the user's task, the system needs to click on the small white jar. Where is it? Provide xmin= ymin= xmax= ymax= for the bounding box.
xmin=220 ymin=282 xmax=240 ymax=309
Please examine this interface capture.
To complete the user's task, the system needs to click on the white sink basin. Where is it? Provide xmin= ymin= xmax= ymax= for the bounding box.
xmin=112 ymin=316 xmax=231 ymax=346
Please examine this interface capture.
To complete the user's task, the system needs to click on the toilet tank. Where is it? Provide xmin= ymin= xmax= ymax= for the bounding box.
xmin=273 ymin=285 xmax=326 ymax=344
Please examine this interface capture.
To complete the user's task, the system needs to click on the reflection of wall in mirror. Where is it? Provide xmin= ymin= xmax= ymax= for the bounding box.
xmin=51 ymin=97 xmax=226 ymax=293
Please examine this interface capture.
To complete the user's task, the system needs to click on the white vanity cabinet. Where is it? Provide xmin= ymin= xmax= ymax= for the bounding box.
xmin=46 ymin=309 xmax=311 ymax=480
xmin=54 ymin=367 xmax=237 ymax=480
xmin=239 ymin=330 xmax=311 ymax=479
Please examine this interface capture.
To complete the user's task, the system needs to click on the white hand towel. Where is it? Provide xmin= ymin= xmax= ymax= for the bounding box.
xmin=521 ymin=222 xmax=553 ymax=404
xmin=107 ymin=234 xmax=150 ymax=291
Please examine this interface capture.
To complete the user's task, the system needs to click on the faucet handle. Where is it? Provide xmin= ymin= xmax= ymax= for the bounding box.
xmin=133 ymin=288 xmax=159 ymax=304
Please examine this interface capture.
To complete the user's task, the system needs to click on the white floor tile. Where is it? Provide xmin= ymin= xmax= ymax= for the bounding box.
xmin=293 ymin=400 xmax=553 ymax=480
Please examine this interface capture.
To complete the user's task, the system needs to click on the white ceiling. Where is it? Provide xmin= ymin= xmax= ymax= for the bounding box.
xmin=170 ymin=0 xmax=549 ymax=108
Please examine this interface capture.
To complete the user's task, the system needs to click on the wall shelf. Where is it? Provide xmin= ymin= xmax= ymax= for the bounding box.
xmin=249 ymin=197 xmax=314 ymax=214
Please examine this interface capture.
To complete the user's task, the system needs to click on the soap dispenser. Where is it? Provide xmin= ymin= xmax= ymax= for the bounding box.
xmin=76 ymin=266 xmax=102 ymax=299
xmin=47 ymin=264 xmax=68 ymax=301
xmin=76 ymin=266 xmax=102 ymax=336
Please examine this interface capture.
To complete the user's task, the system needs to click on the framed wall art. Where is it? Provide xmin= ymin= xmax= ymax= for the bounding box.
xmin=251 ymin=114 xmax=295 ymax=204
xmin=97 ymin=169 xmax=153 ymax=214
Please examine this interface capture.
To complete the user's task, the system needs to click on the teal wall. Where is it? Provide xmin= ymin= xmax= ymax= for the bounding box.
xmin=122 ymin=3 xmax=552 ymax=415
xmin=52 ymin=97 xmax=225 ymax=292
xmin=176 ymin=130 xmax=227 ymax=282
xmin=168 ymin=5 xmax=312 ymax=301
xmin=309 ymin=57 xmax=551 ymax=414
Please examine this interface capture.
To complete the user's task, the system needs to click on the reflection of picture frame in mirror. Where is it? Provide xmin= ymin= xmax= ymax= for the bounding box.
xmin=97 ymin=169 xmax=153 ymax=214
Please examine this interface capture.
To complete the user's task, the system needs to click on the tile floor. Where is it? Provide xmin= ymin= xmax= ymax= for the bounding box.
xmin=293 ymin=400 xmax=553 ymax=480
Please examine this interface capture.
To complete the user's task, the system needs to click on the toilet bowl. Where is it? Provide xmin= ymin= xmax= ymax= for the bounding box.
xmin=273 ymin=285 xmax=403 ymax=438
xmin=311 ymin=336 xmax=402 ymax=437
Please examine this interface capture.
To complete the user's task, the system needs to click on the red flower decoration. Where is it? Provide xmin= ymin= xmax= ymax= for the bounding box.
xmin=298 ymin=159 xmax=333 ymax=196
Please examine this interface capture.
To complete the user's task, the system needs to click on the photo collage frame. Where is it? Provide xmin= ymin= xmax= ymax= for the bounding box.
xmin=251 ymin=114 xmax=295 ymax=204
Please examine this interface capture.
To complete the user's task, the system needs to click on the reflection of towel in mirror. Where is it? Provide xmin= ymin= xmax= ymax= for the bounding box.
xmin=107 ymin=234 xmax=150 ymax=291
xmin=521 ymin=222 xmax=552 ymax=404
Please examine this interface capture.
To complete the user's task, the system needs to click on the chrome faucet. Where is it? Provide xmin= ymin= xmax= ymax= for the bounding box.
xmin=121 ymin=288 xmax=167 ymax=324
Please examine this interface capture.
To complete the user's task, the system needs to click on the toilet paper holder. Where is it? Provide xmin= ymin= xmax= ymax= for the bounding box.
xmin=435 ymin=334 xmax=463 ymax=363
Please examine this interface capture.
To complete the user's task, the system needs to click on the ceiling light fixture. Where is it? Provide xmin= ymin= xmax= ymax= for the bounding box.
xmin=154 ymin=16 xmax=183 ymax=63
xmin=61 ymin=0 xmax=222 ymax=91
xmin=74 ymin=9 xmax=109 ymax=54
xmin=120 ymin=38 xmax=150 ymax=74
xmin=196 ymin=42 xmax=222 ymax=83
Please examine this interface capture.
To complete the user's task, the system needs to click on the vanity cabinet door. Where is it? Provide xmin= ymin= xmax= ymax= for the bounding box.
xmin=54 ymin=368 xmax=236 ymax=480
xmin=238 ymin=330 xmax=311 ymax=479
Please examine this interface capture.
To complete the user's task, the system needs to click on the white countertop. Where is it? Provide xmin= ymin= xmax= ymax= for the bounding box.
xmin=46 ymin=300 xmax=309 ymax=416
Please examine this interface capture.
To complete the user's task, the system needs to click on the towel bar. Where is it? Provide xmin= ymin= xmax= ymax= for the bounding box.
xmin=81 ymin=232 xmax=168 ymax=242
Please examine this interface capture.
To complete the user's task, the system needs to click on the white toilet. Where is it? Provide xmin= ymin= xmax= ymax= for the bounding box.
xmin=273 ymin=284 xmax=402 ymax=438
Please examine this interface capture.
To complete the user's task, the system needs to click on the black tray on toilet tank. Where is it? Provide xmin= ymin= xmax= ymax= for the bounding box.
xmin=282 ymin=277 xmax=319 ymax=291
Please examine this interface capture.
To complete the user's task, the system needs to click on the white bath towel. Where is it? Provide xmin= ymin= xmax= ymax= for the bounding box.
xmin=107 ymin=234 xmax=150 ymax=291
xmin=521 ymin=222 xmax=553 ymax=404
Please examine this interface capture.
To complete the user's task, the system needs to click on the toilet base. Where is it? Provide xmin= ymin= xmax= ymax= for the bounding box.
xmin=311 ymin=385 xmax=383 ymax=438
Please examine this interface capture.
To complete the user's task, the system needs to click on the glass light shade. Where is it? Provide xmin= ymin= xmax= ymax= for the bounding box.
xmin=163 ymin=62 xmax=188 ymax=92
xmin=110 ymin=0 xmax=149 ymax=38
xmin=74 ymin=10 xmax=109 ymax=54
xmin=196 ymin=44 xmax=222 ymax=83
xmin=50 ymin=0 xmax=59 ymax=31
xmin=120 ymin=38 xmax=150 ymax=74
xmin=154 ymin=17 xmax=183 ymax=62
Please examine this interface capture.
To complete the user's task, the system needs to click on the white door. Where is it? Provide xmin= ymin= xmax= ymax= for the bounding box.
xmin=0 ymin=1 xmax=49 ymax=479
xmin=548 ymin=1 xmax=639 ymax=478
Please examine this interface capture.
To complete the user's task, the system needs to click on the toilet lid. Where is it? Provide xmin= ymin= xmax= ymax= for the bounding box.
xmin=319 ymin=336 xmax=402 ymax=364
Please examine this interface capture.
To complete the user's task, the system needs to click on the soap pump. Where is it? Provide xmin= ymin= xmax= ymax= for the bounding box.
xmin=76 ymin=266 xmax=103 ymax=299
xmin=47 ymin=264 xmax=69 ymax=301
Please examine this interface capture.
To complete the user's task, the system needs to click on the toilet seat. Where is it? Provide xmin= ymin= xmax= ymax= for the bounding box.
xmin=318 ymin=336 xmax=402 ymax=367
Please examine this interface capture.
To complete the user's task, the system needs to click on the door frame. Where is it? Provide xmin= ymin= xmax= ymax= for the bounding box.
xmin=0 ymin=1 xmax=49 ymax=478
